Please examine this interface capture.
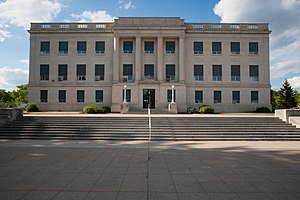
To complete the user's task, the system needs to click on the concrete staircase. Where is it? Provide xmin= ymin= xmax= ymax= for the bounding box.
xmin=0 ymin=115 xmax=300 ymax=141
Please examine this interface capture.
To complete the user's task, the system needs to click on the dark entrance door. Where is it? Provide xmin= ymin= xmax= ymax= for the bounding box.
xmin=143 ymin=89 xmax=155 ymax=109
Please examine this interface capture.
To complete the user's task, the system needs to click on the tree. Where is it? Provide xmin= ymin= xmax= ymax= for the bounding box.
xmin=0 ymin=84 xmax=28 ymax=108
xmin=277 ymin=79 xmax=297 ymax=109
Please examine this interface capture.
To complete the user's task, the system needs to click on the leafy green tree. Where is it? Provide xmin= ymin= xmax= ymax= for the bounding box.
xmin=277 ymin=79 xmax=297 ymax=109
xmin=0 ymin=84 xmax=28 ymax=108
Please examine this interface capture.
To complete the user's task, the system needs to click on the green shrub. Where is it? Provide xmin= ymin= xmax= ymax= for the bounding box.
xmin=26 ymin=102 xmax=39 ymax=112
xmin=102 ymin=106 xmax=111 ymax=113
xmin=95 ymin=107 xmax=104 ymax=113
xmin=83 ymin=105 xmax=97 ymax=113
xmin=187 ymin=107 xmax=198 ymax=114
xmin=255 ymin=107 xmax=272 ymax=113
xmin=199 ymin=105 xmax=215 ymax=114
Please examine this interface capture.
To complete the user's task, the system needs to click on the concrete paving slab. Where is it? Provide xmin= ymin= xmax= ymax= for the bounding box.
xmin=0 ymin=140 xmax=299 ymax=200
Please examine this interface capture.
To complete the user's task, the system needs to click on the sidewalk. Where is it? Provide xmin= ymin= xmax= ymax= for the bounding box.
xmin=0 ymin=140 xmax=299 ymax=200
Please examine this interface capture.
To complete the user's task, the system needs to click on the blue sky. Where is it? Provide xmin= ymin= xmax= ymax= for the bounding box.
xmin=0 ymin=0 xmax=300 ymax=91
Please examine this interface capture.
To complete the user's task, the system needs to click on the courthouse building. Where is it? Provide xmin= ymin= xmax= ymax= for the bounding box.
xmin=28 ymin=17 xmax=271 ymax=113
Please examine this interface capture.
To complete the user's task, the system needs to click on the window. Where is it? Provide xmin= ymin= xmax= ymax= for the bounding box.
xmin=144 ymin=64 xmax=154 ymax=80
xmin=95 ymin=41 xmax=105 ymax=54
xmin=212 ymin=42 xmax=222 ymax=55
xmin=232 ymin=91 xmax=240 ymax=104
xmin=212 ymin=65 xmax=222 ymax=81
xmin=231 ymin=65 xmax=240 ymax=82
xmin=96 ymin=24 xmax=106 ymax=29
xmin=59 ymin=24 xmax=69 ymax=29
xmin=95 ymin=64 xmax=104 ymax=81
xmin=40 ymin=90 xmax=48 ymax=103
xmin=95 ymin=90 xmax=103 ymax=103
xmin=251 ymin=91 xmax=258 ymax=103
xmin=77 ymin=41 xmax=87 ymax=54
xmin=41 ymin=24 xmax=51 ymax=29
xmin=214 ymin=91 xmax=222 ymax=104
xmin=167 ymin=89 xmax=176 ymax=102
xmin=122 ymin=89 xmax=131 ymax=102
xmin=195 ymin=91 xmax=203 ymax=103
xmin=231 ymin=42 xmax=240 ymax=54
xmin=193 ymin=42 xmax=203 ymax=54
xmin=166 ymin=64 xmax=175 ymax=82
xmin=58 ymin=41 xmax=68 ymax=54
xmin=123 ymin=64 xmax=133 ymax=82
xmin=194 ymin=65 xmax=203 ymax=81
xmin=249 ymin=42 xmax=258 ymax=55
xmin=249 ymin=65 xmax=259 ymax=82
xmin=58 ymin=64 xmax=68 ymax=81
xmin=166 ymin=41 xmax=175 ymax=54
xmin=77 ymin=90 xmax=85 ymax=103
xmin=40 ymin=64 xmax=49 ymax=81
xmin=144 ymin=41 xmax=154 ymax=54
xmin=40 ymin=41 xmax=50 ymax=55
xmin=77 ymin=64 xmax=86 ymax=81
xmin=123 ymin=41 xmax=133 ymax=54
xmin=59 ymin=90 xmax=66 ymax=103
xmin=77 ymin=24 xmax=87 ymax=29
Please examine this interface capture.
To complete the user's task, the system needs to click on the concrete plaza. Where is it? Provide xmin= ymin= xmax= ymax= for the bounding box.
xmin=0 ymin=140 xmax=299 ymax=200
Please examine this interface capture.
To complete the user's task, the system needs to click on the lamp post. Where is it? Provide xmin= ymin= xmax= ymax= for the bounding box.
xmin=123 ymin=85 xmax=127 ymax=103
xmin=171 ymin=85 xmax=175 ymax=104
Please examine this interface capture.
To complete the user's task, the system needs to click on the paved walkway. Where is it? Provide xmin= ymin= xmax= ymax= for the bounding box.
xmin=0 ymin=140 xmax=299 ymax=200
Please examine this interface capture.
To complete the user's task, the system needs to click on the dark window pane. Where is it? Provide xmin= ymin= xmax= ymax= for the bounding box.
xmin=95 ymin=41 xmax=105 ymax=53
xmin=231 ymin=42 xmax=240 ymax=53
xmin=123 ymin=64 xmax=133 ymax=76
xmin=167 ymin=89 xmax=176 ymax=102
xmin=59 ymin=41 xmax=68 ymax=53
xmin=95 ymin=64 xmax=105 ymax=76
xmin=214 ymin=91 xmax=222 ymax=103
xmin=213 ymin=65 xmax=222 ymax=81
xmin=123 ymin=41 xmax=133 ymax=52
xmin=59 ymin=90 xmax=66 ymax=102
xmin=40 ymin=90 xmax=48 ymax=102
xmin=251 ymin=91 xmax=259 ymax=103
xmin=249 ymin=42 xmax=258 ymax=53
xmin=77 ymin=41 xmax=87 ymax=53
xmin=58 ymin=64 xmax=68 ymax=77
xmin=232 ymin=91 xmax=240 ymax=103
xmin=95 ymin=90 xmax=103 ymax=102
xmin=77 ymin=65 xmax=86 ymax=76
xmin=144 ymin=41 xmax=154 ymax=52
xmin=195 ymin=91 xmax=203 ymax=103
xmin=40 ymin=42 xmax=50 ymax=54
xmin=194 ymin=65 xmax=203 ymax=81
xmin=144 ymin=64 xmax=154 ymax=78
xmin=231 ymin=65 xmax=240 ymax=81
xmin=77 ymin=90 xmax=85 ymax=102
xmin=166 ymin=65 xmax=175 ymax=76
xmin=40 ymin=65 xmax=49 ymax=76
xmin=212 ymin=42 xmax=222 ymax=54
xmin=122 ymin=89 xmax=131 ymax=102
xmin=194 ymin=42 xmax=203 ymax=53
xmin=166 ymin=41 xmax=175 ymax=53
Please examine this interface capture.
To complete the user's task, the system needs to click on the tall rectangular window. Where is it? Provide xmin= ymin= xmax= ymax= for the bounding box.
xmin=95 ymin=41 xmax=105 ymax=54
xmin=231 ymin=42 xmax=240 ymax=54
xmin=40 ymin=41 xmax=50 ymax=55
xmin=195 ymin=91 xmax=203 ymax=103
xmin=95 ymin=90 xmax=103 ymax=103
xmin=194 ymin=65 xmax=203 ymax=81
xmin=58 ymin=41 xmax=68 ymax=54
xmin=123 ymin=41 xmax=133 ymax=54
xmin=123 ymin=64 xmax=133 ymax=81
xmin=77 ymin=64 xmax=86 ymax=81
xmin=40 ymin=90 xmax=48 ymax=102
xmin=122 ymin=89 xmax=131 ymax=102
xmin=212 ymin=65 xmax=222 ymax=81
xmin=95 ymin=64 xmax=104 ymax=81
xmin=166 ymin=41 xmax=175 ymax=54
xmin=193 ymin=42 xmax=203 ymax=54
xmin=232 ymin=91 xmax=240 ymax=104
xmin=251 ymin=91 xmax=259 ymax=103
xmin=58 ymin=90 xmax=66 ymax=103
xmin=214 ymin=91 xmax=222 ymax=104
xmin=144 ymin=64 xmax=154 ymax=80
xmin=167 ymin=89 xmax=176 ymax=102
xmin=249 ymin=65 xmax=259 ymax=82
xmin=249 ymin=42 xmax=258 ymax=55
xmin=166 ymin=64 xmax=175 ymax=81
xmin=77 ymin=90 xmax=85 ymax=103
xmin=58 ymin=64 xmax=67 ymax=81
xmin=40 ymin=64 xmax=49 ymax=80
xmin=77 ymin=41 xmax=87 ymax=54
xmin=212 ymin=42 xmax=222 ymax=54
xmin=231 ymin=65 xmax=240 ymax=82
xmin=144 ymin=41 xmax=154 ymax=54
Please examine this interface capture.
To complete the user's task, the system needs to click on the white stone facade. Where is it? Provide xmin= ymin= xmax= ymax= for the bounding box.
xmin=28 ymin=17 xmax=271 ymax=113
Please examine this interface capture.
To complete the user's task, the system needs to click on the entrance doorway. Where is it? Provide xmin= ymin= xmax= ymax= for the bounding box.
xmin=143 ymin=89 xmax=155 ymax=109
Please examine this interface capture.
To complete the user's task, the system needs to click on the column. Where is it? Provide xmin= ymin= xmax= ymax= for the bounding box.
xmin=179 ymin=36 xmax=185 ymax=83
xmin=157 ymin=36 xmax=164 ymax=81
xmin=113 ymin=36 xmax=120 ymax=82
xmin=135 ymin=36 xmax=141 ymax=81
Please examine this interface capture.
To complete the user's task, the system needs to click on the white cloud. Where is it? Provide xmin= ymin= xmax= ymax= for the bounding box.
xmin=0 ymin=67 xmax=28 ymax=91
xmin=118 ymin=0 xmax=136 ymax=10
xmin=19 ymin=59 xmax=29 ymax=66
xmin=71 ymin=10 xmax=114 ymax=22
xmin=214 ymin=0 xmax=300 ymax=88
xmin=0 ymin=0 xmax=62 ymax=42
xmin=288 ymin=76 xmax=300 ymax=90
